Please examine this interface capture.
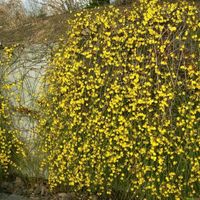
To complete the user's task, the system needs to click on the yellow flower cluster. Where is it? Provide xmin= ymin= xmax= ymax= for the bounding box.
xmin=0 ymin=46 xmax=24 ymax=179
xmin=37 ymin=0 xmax=200 ymax=199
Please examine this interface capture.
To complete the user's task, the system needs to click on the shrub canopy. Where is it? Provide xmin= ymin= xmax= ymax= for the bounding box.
xmin=38 ymin=0 xmax=200 ymax=199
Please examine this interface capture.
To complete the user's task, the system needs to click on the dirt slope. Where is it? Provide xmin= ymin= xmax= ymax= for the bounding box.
xmin=0 ymin=13 xmax=69 ymax=45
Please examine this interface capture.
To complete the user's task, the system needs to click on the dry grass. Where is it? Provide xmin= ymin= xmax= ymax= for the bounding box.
xmin=1 ymin=0 xmax=199 ymax=46
xmin=0 ymin=14 xmax=68 ymax=45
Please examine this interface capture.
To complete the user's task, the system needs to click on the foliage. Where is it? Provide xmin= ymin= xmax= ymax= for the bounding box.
xmin=0 ymin=46 xmax=25 ymax=180
xmin=37 ymin=0 xmax=200 ymax=199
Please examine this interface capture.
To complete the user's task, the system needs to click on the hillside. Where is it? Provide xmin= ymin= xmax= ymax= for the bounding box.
xmin=0 ymin=14 xmax=68 ymax=45
xmin=0 ymin=1 xmax=199 ymax=46
xmin=0 ymin=5 xmax=123 ymax=45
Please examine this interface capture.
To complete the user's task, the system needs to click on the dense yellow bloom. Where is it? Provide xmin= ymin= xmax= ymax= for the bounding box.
xmin=37 ymin=0 xmax=200 ymax=199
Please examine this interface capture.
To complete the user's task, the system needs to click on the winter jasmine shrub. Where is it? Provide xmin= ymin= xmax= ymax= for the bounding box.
xmin=37 ymin=0 xmax=200 ymax=199
xmin=0 ymin=46 xmax=25 ymax=180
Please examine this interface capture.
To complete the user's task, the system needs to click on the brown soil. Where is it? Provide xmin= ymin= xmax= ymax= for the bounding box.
xmin=0 ymin=13 xmax=70 ymax=46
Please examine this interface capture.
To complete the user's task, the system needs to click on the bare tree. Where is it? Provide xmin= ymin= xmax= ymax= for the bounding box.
xmin=0 ymin=0 xmax=26 ymax=27
xmin=27 ymin=0 xmax=77 ymax=15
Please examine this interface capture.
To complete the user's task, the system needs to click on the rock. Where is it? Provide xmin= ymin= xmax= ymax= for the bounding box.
xmin=7 ymin=194 xmax=28 ymax=200
xmin=0 ymin=193 xmax=8 ymax=200
xmin=40 ymin=184 xmax=47 ymax=196
xmin=90 ymin=195 xmax=98 ymax=200
xmin=0 ymin=193 xmax=29 ymax=200
xmin=15 ymin=177 xmax=24 ymax=188
xmin=58 ymin=193 xmax=68 ymax=200
xmin=33 ymin=183 xmax=41 ymax=195
xmin=29 ymin=196 xmax=40 ymax=200
xmin=57 ymin=192 xmax=76 ymax=200
xmin=0 ymin=181 xmax=14 ymax=193
xmin=32 ymin=182 xmax=48 ymax=196
xmin=28 ymin=188 xmax=34 ymax=195
xmin=14 ymin=177 xmax=25 ymax=195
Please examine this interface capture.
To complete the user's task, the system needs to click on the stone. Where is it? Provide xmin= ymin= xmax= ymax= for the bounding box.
xmin=29 ymin=196 xmax=40 ymax=200
xmin=15 ymin=177 xmax=24 ymax=188
xmin=32 ymin=182 xmax=48 ymax=196
xmin=57 ymin=192 xmax=76 ymax=200
xmin=0 ymin=193 xmax=29 ymax=200
xmin=14 ymin=177 xmax=25 ymax=195
xmin=40 ymin=184 xmax=48 ymax=196
xmin=90 ymin=195 xmax=98 ymax=200
xmin=0 ymin=193 xmax=8 ymax=200
xmin=33 ymin=183 xmax=41 ymax=195
xmin=0 ymin=181 xmax=14 ymax=193
xmin=58 ymin=193 xmax=68 ymax=200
